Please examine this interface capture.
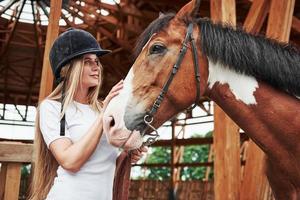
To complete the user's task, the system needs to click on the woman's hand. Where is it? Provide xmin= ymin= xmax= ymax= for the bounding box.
xmin=131 ymin=146 xmax=148 ymax=164
xmin=102 ymin=80 xmax=123 ymax=110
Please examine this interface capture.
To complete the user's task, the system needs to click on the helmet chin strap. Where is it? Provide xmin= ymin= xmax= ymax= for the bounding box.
xmin=60 ymin=78 xmax=66 ymax=136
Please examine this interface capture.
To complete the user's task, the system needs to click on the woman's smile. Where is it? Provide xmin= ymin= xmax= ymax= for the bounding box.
xmin=91 ymin=74 xmax=99 ymax=79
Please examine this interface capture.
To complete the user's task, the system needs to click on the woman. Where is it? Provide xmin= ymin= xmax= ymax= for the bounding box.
xmin=29 ymin=28 xmax=146 ymax=200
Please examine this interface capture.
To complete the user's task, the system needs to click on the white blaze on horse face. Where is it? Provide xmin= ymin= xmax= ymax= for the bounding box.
xmin=103 ymin=68 xmax=143 ymax=150
xmin=208 ymin=59 xmax=259 ymax=105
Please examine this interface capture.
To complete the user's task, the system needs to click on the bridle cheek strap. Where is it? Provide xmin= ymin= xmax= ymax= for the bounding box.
xmin=189 ymin=31 xmax=201 ymax=110
xmin=143 ymin=23 xmax=201 ymax=146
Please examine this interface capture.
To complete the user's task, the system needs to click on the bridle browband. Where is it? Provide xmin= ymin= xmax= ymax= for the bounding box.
xmin=142 ymin=22 xmax=201 ymax=146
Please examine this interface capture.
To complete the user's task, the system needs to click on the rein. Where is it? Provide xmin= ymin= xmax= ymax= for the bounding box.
xmin=142 ymin=23 xmax=201 ymax=146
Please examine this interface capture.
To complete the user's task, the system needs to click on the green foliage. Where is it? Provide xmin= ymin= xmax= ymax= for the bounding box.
xmin=145 ymin=147 xmax=171 ymax=180
xmin=21 ymin=164 xmax=30 ymax=178
xmin=180 ymin=144 xmax=209 ymax=180
xmin=147 ymin=167 xmax=171 ymax=180
xmin=144 ymin=131 xmax=214 ymax=181
xmin=147 ymin=147 xmax=171 ymax=164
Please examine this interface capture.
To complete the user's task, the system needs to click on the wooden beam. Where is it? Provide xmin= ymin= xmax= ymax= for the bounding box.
xmin=42 ymin=0 xmax=75 ymax=27
xmin=97 ymin=2 xmax=155 ymax=20
xmin=3 ymin=60 xmax=9 ymax=116
xmin=7 ymin=56 xmax=33 ymax=64
xmin=0 ymin=0 xmax=26 ymax=57
xmin=240 ymin=141 xmax=269 ymax=200
xmin=213 ymin=105 xmax=241 ymax=200
xmin=266 ymin=0 xmax=295 ymax=42
xmin=204 ymin=145 xmax=214 ymax=181
xmin=38 ymin=0 xmax=62 ymax=102
xmin=211 ymin=1 xmax=241 ymax=200
xmin=15 ymin=32 xmax=35 ymax=44
xmin=0 ymin=0 xmax=18 ymax=16
xmin=240 ymin=1 xmax=270 ymax=199
xmin=0 ymin=87 xmax=39 ymax=97
xmin=63 ymin=3 xmax=133 ymax=51
xmin=170 ymin=120 xmax=175 ymax=193
xmin=133 ymin=162 xmax=214 ymax=168
xmin=210 ymin=0 xmax=236 ymax=24
xmin=0 ymin=163 xmax=7 ymax=199
xmin=243 ymin=0 xmax=270 ymax=34
xmin=0 ymin=39 xmax=39 ymax=48
xmin=241 ymin=1 xmax=294 ymax=199
xmin=37 ymin=0 xmax=49 ymax=18
xmin=98 ymin=27 xmax=132 ymax=51
xmin=7 ymin=66 xmax=30 ymax=85
xmin=151 ymin=137 xmax=213 ymax=147
xmin=80 ymin=2 xmax=142 ymax=37
xmin=26 ymin=0 xmax=42 ymax=111
xmin=292 ymin=16 xmax=300 ymax=33
xmin=0 ymin=142 xmax=33 ymax=163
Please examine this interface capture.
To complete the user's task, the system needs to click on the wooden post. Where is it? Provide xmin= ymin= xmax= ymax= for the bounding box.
xmin=170 ymin=119 xmax=176 ymax=197
xmin=240 ymin=1 xmax=270 ymax=199
xmin=38 ymin=0 xmax=63 ymax=102
xmin=243 ymin=0 xmax=270 ymax=34
xmin=240 ymin=0 xmax=294 ymax=199
xmin=3 ymin=163 xmax=22 ymax=200
xmin=240 ymin=141 xmax=269 ymax=200
xmin=210 ymin=1 xmax=241 ymax=200
xmin=266 ymin=0 xmax=295 ymax=42
xmin=0 ymin=163 xmax=8 ymax=199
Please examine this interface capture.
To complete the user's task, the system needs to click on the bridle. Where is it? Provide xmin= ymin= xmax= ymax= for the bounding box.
xmin=142 ymin=23 xmax=201 ymax=146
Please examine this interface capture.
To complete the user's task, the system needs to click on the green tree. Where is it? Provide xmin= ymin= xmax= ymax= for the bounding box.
xmin=180 ymin=131 xmax=213 ymax=180
xmin=180 ymin=144 xmax=210 ymax=180
xmin=146 ymin=147 xmax=171 ymax=180
xmin=145 ymin=131 xmax=213 ymax=180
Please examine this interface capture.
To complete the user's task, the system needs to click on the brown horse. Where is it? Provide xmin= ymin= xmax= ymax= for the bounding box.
xmin=103 ymin=0 xmax=300 ymax=199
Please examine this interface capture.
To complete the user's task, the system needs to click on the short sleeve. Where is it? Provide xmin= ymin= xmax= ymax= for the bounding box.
xmin=39 ymin=99 xmax=71 ymax=148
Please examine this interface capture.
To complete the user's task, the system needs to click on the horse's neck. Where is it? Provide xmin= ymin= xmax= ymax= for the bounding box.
xmin=206 ymin=60 xmax=300 ymax=158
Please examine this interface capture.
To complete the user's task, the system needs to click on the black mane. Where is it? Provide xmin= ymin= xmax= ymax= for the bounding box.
xmin=135 ymin=14 xmax=300 ymax=97
xmin=198 ymin=18 xmax=300 ymax=97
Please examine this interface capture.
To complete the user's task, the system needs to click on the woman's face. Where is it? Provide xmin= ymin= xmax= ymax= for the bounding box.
xmin=81 ymin=53 xmax=101 ymax=89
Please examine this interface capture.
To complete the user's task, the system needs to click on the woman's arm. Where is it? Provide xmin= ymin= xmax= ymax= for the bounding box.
xmin=49 ymin=114 xmax=104 ymax=173
xmin=49 ymin=80 xmax=124 ymax=173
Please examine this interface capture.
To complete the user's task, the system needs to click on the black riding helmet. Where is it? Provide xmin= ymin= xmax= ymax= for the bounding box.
xmin=49 ymin=28 xmax=111 ymax=83
xmin=49 ymin=28 xmax=111 ymax=136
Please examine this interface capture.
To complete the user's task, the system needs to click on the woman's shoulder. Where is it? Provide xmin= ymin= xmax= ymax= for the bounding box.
xmin=39 ymin=99 xmax=61 ymax=112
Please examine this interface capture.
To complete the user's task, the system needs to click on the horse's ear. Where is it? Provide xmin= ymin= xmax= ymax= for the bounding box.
xmin=158 ymin=12 xmax=165 ymax=19
xmin=175 ymin=0 xmax=201 ymax=19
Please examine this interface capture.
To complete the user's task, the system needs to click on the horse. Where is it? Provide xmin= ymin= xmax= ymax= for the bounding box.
xmin=103 ymin=0 xmax=300 ymax=199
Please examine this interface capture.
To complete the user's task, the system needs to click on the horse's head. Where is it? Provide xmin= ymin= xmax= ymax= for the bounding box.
xmin=103 ymin=0 xmax=208 ymax=150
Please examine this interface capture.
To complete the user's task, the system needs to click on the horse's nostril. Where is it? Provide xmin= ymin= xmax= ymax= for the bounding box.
xmin=110 ymin=117 xmax=115 ymax=127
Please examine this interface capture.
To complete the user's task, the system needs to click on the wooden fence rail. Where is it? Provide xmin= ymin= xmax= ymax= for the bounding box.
xmin=0 ymin=142 xmax=33 ymax=200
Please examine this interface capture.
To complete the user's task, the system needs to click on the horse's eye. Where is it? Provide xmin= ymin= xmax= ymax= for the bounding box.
xmin=149 ymin=44 xmax=166 ymax=55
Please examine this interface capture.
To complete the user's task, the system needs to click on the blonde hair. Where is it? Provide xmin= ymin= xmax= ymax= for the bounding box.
xmin=28 ymin=57 xmax=103 ymax=200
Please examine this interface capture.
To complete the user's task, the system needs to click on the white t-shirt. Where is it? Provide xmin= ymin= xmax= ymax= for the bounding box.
xmin=39 ymin=99 xmax=119 ymax=200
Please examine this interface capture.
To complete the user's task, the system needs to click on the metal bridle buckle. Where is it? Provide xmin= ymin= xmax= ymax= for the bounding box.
xmin=144 ymin=115 xmax=153 ymax=124
xmin=143 ymin=115 xmax=159 ymax=146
